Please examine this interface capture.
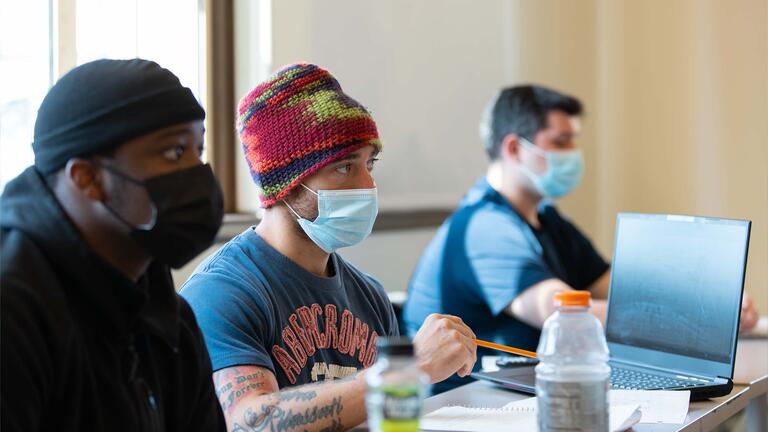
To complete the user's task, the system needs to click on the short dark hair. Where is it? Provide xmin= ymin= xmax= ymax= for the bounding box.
xmin=480 ymin=85 xmax=583 ymax=160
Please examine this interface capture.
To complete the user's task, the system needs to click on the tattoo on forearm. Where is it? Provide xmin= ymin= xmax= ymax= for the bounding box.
xmin=232 ymin=395 xmax=344 ymax=432
xmin=318 ymin=419 xmax=344 ymax=432
xmin=214 ymin=367 xmax=268 ymax=414
xmin=277 ymin=389 xmax=317 ymax=402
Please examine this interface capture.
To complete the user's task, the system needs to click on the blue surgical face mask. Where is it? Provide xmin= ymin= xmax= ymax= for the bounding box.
xmin=284 ymin=184 xmax=378 ymax=253
xmin=519 ymin=138 xmax=584 ymax=198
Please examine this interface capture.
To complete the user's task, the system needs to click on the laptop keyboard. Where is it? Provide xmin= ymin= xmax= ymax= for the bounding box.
xmin=610 ymin=367 xmax=710 ymax=390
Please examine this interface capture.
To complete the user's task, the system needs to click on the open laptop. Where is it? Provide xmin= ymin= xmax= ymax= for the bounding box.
xmin=472 ymin=213 xmax=751 ymax=400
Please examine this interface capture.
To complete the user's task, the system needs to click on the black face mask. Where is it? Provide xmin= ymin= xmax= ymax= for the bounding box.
xmin=101 ymin=163 xmax=224 ymax=268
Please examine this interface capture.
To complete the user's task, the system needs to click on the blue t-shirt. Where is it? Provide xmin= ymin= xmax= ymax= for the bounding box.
xmin=181 ymin=228 xmax=399 ymax=388
xmin=403 ymin=177 xmax=608 ymax=392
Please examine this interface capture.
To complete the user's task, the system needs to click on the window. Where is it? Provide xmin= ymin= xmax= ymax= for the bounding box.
xmin=0 ymin=0 xmax=51 ymax=189
xmin=75 ymin=0 xmax=205 ymax=103
xmin=0 ymin=0 xmax=206 ymax=190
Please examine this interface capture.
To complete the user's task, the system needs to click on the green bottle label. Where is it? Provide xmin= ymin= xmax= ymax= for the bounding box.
xmin=378 ymin=385 xmax=422 ymax=432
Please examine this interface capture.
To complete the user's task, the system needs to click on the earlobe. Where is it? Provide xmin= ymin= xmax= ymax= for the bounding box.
xmin=66 ymin=159 xmax=106 ymax=201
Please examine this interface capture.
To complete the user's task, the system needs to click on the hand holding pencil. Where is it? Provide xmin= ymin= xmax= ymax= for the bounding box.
xmin=412 ymin=314 xmax=537 ymax=385
xmin=412 ymin=314 xmax=478 ymax=384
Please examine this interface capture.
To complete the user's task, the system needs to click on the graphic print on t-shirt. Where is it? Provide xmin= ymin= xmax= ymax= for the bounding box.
xmin=271 ymin=303 xmax=380 ymax=384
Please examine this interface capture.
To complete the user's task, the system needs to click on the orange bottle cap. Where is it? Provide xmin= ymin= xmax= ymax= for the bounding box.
xmin=554 ymin=290 xmax=591 ymax=307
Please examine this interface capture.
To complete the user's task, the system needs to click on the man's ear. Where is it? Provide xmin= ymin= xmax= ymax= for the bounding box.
xmin=499 ymin=134 xmax=522 ymax=162
xmin=64 ymin=158 xmax=106 ymax=201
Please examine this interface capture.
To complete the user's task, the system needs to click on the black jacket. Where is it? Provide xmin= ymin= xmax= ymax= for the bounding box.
xmin=1 ymin=167 xmax=225 ymax=431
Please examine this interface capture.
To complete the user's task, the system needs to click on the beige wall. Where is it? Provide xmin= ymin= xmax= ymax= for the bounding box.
xmin=500 ymin=0 xmax=599 ymax=238
xmin=266 ymin=0 xmax=504 ymax=212
xmin=224 ymin=0 xmax=767 ymax=309
xmin=594 ymin=0 xmax=768 ymax=309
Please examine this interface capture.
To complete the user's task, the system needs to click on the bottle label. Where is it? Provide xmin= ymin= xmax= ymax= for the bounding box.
xmin=537 ymin=378 xmax=609 ymax=432
xmin=372 ymin=385 xmax=422 ymax=432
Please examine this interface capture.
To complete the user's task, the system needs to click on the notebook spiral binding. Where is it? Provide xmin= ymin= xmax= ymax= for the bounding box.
xmin=445 ymin=404 xmax=536 ymax=412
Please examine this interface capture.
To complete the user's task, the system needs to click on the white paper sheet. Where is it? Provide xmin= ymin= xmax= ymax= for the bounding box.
xmin=505 ymin=389 xmax=690 ymax=424
xmin=420 ymin=403 xmax=640 ymax=431
xmin=609 ymin=390 xmax=690 ymax=424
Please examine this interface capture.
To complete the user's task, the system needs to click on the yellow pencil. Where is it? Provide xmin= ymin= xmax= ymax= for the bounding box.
xmin=474 ymin=339 xmax=538 ymax=359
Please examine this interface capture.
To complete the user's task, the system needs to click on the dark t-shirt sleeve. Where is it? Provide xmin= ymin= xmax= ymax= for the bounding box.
xmin=465 ymin=208 xmax=556 ymax=316
xmin=363 ymin=273 xmax=400 ymax=337
xmin=566 ymin=223 xmax=609 ymax=289
xmin=543 ymin=207 xmax=610 ymax=289
xmin=181 ymin=269 xmax=275 ymax=374
xmin=387 ymin=305 xmax=400 ymax=337
xmin=342 ymin=258 xmax=401 ymax=337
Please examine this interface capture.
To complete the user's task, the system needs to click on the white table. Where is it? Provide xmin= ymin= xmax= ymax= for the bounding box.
xmin=354 ymin=338 xmax=768 ymax=431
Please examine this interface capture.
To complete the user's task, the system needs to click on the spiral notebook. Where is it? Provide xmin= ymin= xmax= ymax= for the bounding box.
xmin=420 ymin=402 xmax=641 ymax=432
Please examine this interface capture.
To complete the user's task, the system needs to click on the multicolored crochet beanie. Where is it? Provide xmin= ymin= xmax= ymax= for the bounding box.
xmin=237 ymin=63 xmax=382 ymax=207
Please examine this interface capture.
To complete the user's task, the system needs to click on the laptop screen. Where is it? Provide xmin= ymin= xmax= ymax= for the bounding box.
xmin=606 ymin=214 xmax=750 ymax=368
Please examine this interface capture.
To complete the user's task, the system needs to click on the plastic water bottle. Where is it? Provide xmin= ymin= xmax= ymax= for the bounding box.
xmin=536 ymin=291 xmax=610 ymax=432
xmin=366 ymin=337 xmax=429 ymax=432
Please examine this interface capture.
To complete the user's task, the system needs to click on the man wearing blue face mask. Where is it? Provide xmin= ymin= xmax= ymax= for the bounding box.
xmin=403 ymin=84 xmax=760 ymax=394
xmin=181 ymin=63 xmax=478 ymax=431
xmin=404 ymin=85 xmax=607 ymax=393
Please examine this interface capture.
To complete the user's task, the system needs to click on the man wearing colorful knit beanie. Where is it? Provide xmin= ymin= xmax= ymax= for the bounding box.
xmin=181 ymin=63 xmax=477 ymax=430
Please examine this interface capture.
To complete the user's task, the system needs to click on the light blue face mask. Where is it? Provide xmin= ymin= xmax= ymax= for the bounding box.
xmin=519 ymin=138 xmax=584 ymax=198
xmin=284 ymin=184 xmax=378 ymax=253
